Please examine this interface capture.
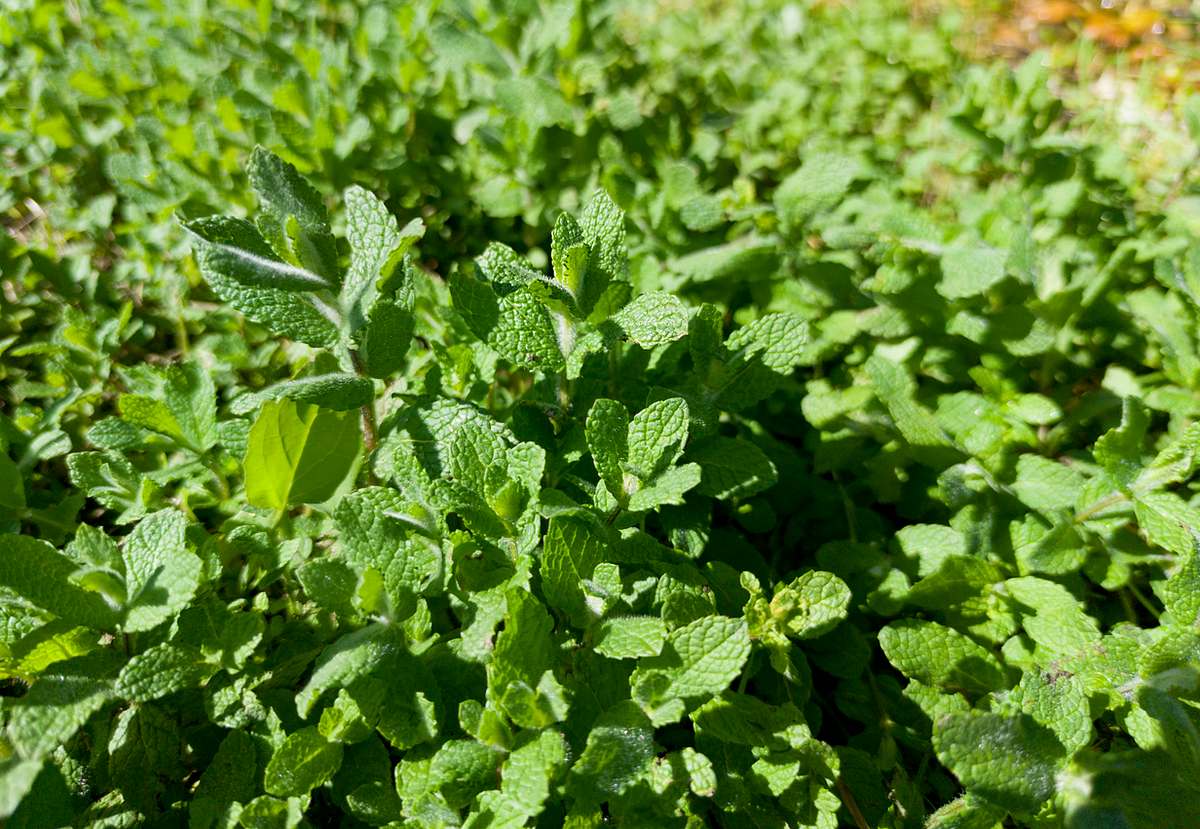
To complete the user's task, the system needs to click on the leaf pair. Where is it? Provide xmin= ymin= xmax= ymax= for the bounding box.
xmin=586 ymin=397 xmax=700 ymax=513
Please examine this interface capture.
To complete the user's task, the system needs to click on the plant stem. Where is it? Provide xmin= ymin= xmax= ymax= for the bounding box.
xmin=1128 ymin=581 xmax=1161 ymax=620
xmin=1075 ymin=491 xmax=1127 ymax=523
xmin=349 ymin=350 xmax=380 ymax=471
xmin=835 ymin=777 xmax=871 ymax=829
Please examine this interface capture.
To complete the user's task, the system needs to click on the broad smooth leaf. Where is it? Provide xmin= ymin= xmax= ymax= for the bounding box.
xmin=244 ymin=399 xmax=362 ymax=510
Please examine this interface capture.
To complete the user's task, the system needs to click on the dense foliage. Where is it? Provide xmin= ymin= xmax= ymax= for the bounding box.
xmin=3 ymin=1 xmax=1200 ymax=827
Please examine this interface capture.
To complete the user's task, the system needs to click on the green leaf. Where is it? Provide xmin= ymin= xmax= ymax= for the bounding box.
xmin=540 ymin=516 xmax=608 ymax=628
xmin=0 ymin=535 xmax=118 ymax=630
xmin=5 ymin=654 xmax=115 ymax=759
xmin=1135 ymin=422 xmax=1200 ymax=492
xmin=627 ymin=463 xmax=702 ymax=512
xmin=586 ymin=398 xmax=630 ymax=504
xmin=490 ymin=729 xmax=568 ymax=822
xmin=627 ymin=398 xmax=689 ymax=481
xmin=492 ymin=290 xmax=567 ymax=373
xmin=193 ymin=731 xmax=259 ymax=812
xmin=895 ymin=523 xmax=968 ymax=577
xmin=878 ymin=619 xmax=1005 ymax=694
xmin=866 ymin=354 xmax=961 ymax=462
xmin=933 ymin=712 xmax=1064 ymax=815
xmin=578 ymin=190 xmax=627 ymax=312
xmin=610 ymin=292 xmax=689 ymax=347
xmin=359 ymin=296 xmax=416 ymax=379
xmin=0 ymin=760 xmax=44 ymax=820
xmin=342 ymin=184 xmax=423 ymax=329
xmin=1062 ymin=748 xmax=1200 ymax=829
xmin=121 ymin=509 xmax=201 ymax=633
xmin=333 ymin=487 xmax=442 ymax=602
xmin=1008 ymin=670 xmax=1091 ymax=753
xmin=488 ymin=590 xmax=565 ymax=729
xmin=770 ymin=570 xmax=852 ymax=639
xmin=429 ymin=739 xmax=502 ymax=809
xmin=569 ymin=701 xmax=656 ymax=801
xmin=186 ymin=215 xmax=338 ymax=346
xmin=0 ymin=452 xmax=25 ymax=511
xmin=117 ymin=363 xmax=218 ymax=452
xmin=496 ymin=76 xmax=573 ymax=130
xmin=594 ymin=616 xmax=667 ymax=659
xmin=297 ymin=559 xmax=360 ymax=619
xmin=263 ymin=726 xmax=344 ymax=798
xmin=185 ymin=215 xmax=332 ymax=292
xmin=1012 ymin=454 xmax=1085 ymax=513
xmin=670 ymin=236 xmax=779 ymax=286
xmin=688 ymin=436 xmax=778 ymax=500
xmin=1093 ymin=397 xmax=1150 ymax=488
xmin=1003 ymin=576 xmax=1101 ymax=659
xmin=631 ymin=615 xmax=751 ymax=724
xmin=232 ymin=373 xmax=375 ymax=414
xmin=551 ymin=212 xmax=587 ymax=299
xmin=925 ymin=795 xmax=1007 ymax=829
xmin=939 ymin=241 xmax=1008 ymax=299
xmin=774 ymin=152 xmax=860 ymax=228
xmin=107 ymin=702 xmax=184 ymax=813
xmin=115 ymin=642 xmax=213 ymax=702
xmin=247 ymin=147 xmax=338 ymax=278
xmin=244 ymin=399 xmax=361 ymax=510
xmin=1164 ymin=546 xmax=1200 ymax=627
xmin=66 ymin=451 xmax=154 ymax=524
xmin=1134 ymin=490 xmax=1200 ymax=556
xmin=450 ymin=274 xmax=566 ymax=373
xmin=295 ymin=623 xmax=403 ymax=718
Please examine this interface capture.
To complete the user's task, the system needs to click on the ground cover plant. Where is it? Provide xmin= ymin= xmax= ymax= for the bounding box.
xmin=2 ymin=0 xmax=1200 ymax=826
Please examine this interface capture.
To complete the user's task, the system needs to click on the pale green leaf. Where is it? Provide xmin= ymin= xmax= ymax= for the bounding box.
xmin=0 ymin=535 xmax=119 ymax=630
xmin=263 ymin=726 xmax=344 ymax=798
xmin=878 ymin=619 xmax=1005 ymax=694
xmin=244 ymin=399 xmax=361 ymax=509
xmin=933 ymin=712 xmax=1064 ymax=815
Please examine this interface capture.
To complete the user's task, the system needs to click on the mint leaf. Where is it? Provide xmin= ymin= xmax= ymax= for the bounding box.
xmin=631 ymin=615 xmax=751 ymax=724
xmin=232 ymin=373 xmax=375 ymax=413
xmin=569 ymin=702 xmax=656 ymax=801
xmin=1012 ymin=455 xmax=1084 ymax=513
xmin=933 ymin=712 xmax=1064 ymax=815
xmin=342 ymin=184 xmax=423 ymax=330
xmin=187 ymin=214 xmax=339 ymax=346
xmin=939 ymin=241 xmax=1008 ymax=299
xmin=878 ymin=620 xmax=1005 ymax=694
xmin=540 ymin=516 xmax=607 ymax=628
xmin=115 ymin=642 xmax=212 ymax=702
xmin=586 ymin=398 xmax=630 ymax=504
xmin=627 ymin=397 xmax=689 ymax=481
xmin=264 ymin=727 xmax=344 ymax=798
xmin=295 ymin=624 xmax=404 ymax=718
xmin=185 ymin=215 xmax=333 ymax=292
xmin=610 ymin=291 xmax=689 ymax=347
xmin=578 ymin=190 xmax=626 ymax=312
xmin=594 ymin=616 xmax=668 ymax=659
xmin=688 ymin=436 xmax=778 ymax=499
xmin=0 ymin=535 xmax=119 ymax=630
xmin=770 ymin=570 xmax=852 ymax=639
xmin=244 ymin=399 xmax=361 ymax=509
xmin=246 ymin=146 xmax=339 ymax=282
xmin=122 ymin=509 xmax=201 ymax=632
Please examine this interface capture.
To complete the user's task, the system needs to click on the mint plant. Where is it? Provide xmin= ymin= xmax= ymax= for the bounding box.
xmin=5 ymin=144 xmax=1200 ymax=828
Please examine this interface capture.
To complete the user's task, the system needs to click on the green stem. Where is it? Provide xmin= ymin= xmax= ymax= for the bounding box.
xmin=1074 ymin=491 xmax=1128 ymax=523
xmin=1128 ymin=582 xmax=1161 ymax=620
xmin=349 ymin=350 xmax=379 ymax=479
xmin=204 ymin=455 xmax=231 ymax=502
